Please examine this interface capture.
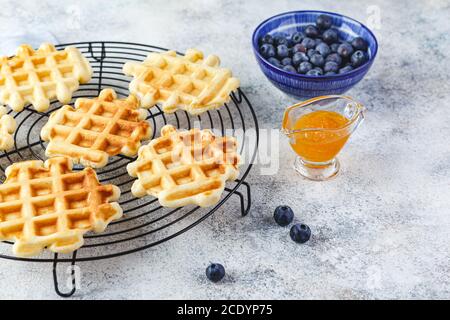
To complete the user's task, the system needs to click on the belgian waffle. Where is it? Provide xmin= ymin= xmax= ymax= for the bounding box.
xmin=41 ymin=89 xmax=152 ymax=168
xmin=0 ymin=157 xmax=122 ymax=257
xmin=123 ymin=48 xmax=240 ymax=115
xmin=0 ymin=105 xmax=16 ymax=151
xmin=127 ymin=125 xmax=240 ymax=207
xmin=0 ymin=43 xmax=92 ymax=112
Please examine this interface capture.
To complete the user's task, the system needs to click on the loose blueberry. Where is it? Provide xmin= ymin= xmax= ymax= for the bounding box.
xmin=282 ymin=65 xmax=297 ymax=73
xmin=315 ymin=42 xmax=330 ymax=57
xmin=267 ymin=57 xmax=282 ymax=68
xmin=322 ymin=29 xmax=339 ymax=44
xmin=350 ymin=50 xmax=368 ymax=68
xmin=316 ymin=14 xmax=333 ymax=30
xmin=292 ymin=52 xmax=309 ymax=66
xmin=307 ymin=49 xmax=318 ymax=58
xmin=273 ymin=205 xmax=294 ymax=226
xmin=351 ymin=37 xmax=368 ymax=51
xmin=292 ymin=43 xmax=307 ymax=54
xmin=310 ymin=53 xmax=325 ymax=67
xmin=339 ymin=65 xmax=354 ymax=74
xmin=290 ymin=224 xmax=311 ymax=244
xmin=260 ymin=34 xmax=274 ymax=45
xmin=337 ymin=42 xmax=354 ymax=59
xmin=281 ymin=57 xmax=293 ymax=66
xmin=330 ymin=42 xmax=340 ymax=53
xmin=259 ymin=44 xmax=276 ymax=59
xmin=325 ymin=53 xmax=342 ymax=65
xmin=291 ymin=31 xmax=304 ymax=44
xmin=301 ymin=37 xmax=316 ymax=49
xmin=206 ymin=263 xmax=225 ymax=283
xmin=324 ymin=61 xmax=339 ymax=73
xmin=276 ymin=45 xmax=290 ymax=59
xmin=298 ymin=61 xmax=313 ymax=74
xmin=305 ymin=25 xmax=319 ymax=38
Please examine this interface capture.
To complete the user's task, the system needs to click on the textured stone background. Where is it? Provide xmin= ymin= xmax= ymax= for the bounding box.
xmin=0 ymin=0 xmax=449 ymax=299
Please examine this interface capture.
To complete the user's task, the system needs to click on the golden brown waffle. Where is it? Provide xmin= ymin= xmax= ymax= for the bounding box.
xmin=123 ymin=48 xmax=240 ymax=115
xmin=127 ymin=125 xmax=240 ymax=207
xmin=0 ymin=43 xmax=92 ymax=112
xmin=41 ymin=89 xmax=152 ymax=168
xmin=0 ymin=105 xmax=16 ymax=151
xmin=0 ymin=157 xmax=122 ymax=257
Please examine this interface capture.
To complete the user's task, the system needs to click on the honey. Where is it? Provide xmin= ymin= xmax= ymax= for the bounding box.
xmin=282 ymin=96 xmax=364 ymax=181
xmin=288 ymin=110 xmax=350 ymax=163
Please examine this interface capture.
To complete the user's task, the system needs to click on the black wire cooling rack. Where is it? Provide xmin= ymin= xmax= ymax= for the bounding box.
xmin=0 ymin=41 xmax=259 ymax=297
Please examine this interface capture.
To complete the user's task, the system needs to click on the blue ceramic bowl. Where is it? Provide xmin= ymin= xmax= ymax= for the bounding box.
xmin=252 ymin=10 xmax=378 ymax=99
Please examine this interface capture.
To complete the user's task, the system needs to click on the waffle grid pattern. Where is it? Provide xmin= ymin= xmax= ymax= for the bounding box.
xmin=41 ymin=89 xmax=152 ymax=168
xmin=127 ymin=125 xmax=240 ymax=207
xmin=0 ymin=157 xmax=122 ymax=257
xmin=123 ymin=48 xmax=240 ymax=115
xmin=0 ymin=43 xmax=92 ymax=112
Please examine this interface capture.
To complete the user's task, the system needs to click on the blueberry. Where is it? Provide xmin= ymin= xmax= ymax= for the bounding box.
xmin=281 ymin=57 xmax=293 ymax=66
xmin=351 ymin=37 xmax=368 ymax=51
xmin=260 ymin=34 xmax=274 ymax=45
xmin=325 ymin=52 xmax=342 ymax=65
xmin=322 ymin=29 xmax=339 ymax=44
xmin=350 ymin=50 xmax=368 ymax=68
xmin=290 ymin=224 xmax=311 ymax=243
xmin=285 ymin=38 xmax=294 ymax=48
xmin=325 ymin=71 xmax=337 ymax=75
xmin=276 ymin=45 xmax=290 ymax=59
xmin=315 ymin=42 xmax=330 ymax=57
xmin=301 ymin=37 xmax=316 ymax=49
xmin=259 ymin=44 xmax=275 ymax=59
xmin=316 ymin=14 xmax=333 ymax=30
xmin=314 ymin=38 xmax=324 ymax=46
xmin=274 ymin=35 xmax=289 ymax=47
xmin=273 ymin=205 xmax=294 ymax=226
xmin=330 ymin=43 xmax=340 ymax=53
xmin=292 ymin=43 xmax=307 ymax=54
xmin=339 ymin=65 xmax=354 ymax=74
xmin=307 ymin=49 xmax=318 ymax=58
xmin=267 ymin=57 xmax=282 ymax=68
xmin=206 ymin=263 xmax=225 ymax=283
xmin=305 ymin=25 xmax=319 ymax=38
xmin=310 ymin=53 xmax=325 ymax=67
xmin=324 ymin=61 xmax=339 ymax=73
xmin=291 ymin=32 xmax=304 ymax=44
xmin=337 ymin=42 xmax=354 ymax=59
xmin=298 ymin=61 xmax=313 ymax=74
xmin=282 ymin=65 xmax=297 ymax=73
xmin=292 ymin=52 xmax=309 ymax=66
xmin=306 ymin=68 xmax=323 ymax=76
xmin=312 ymin=67 xmax=324 ymax=74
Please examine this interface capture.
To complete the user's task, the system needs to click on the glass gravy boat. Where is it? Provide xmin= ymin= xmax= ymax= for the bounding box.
xmin=281 ymin=95 xmax=365 ymax=181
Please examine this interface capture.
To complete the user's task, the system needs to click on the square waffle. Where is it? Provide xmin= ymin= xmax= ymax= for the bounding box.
xmin=0 ymin=157 xmax=122 ymax=257
xmin=127 ymin=125 xmax=240 ymax=208
xmin=41 ymin=88 xmax=152 ymax=168
xmin=0 ymin=105 xmax=16 ymax=151
xmin=0 ymin=43 xmax=92 ymax=112
xmin=123 ymin=48 xmax=240 ymax=115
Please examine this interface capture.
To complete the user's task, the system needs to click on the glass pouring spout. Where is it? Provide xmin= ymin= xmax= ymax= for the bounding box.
xmin=281 ymin=95 xmax=365 ymax=181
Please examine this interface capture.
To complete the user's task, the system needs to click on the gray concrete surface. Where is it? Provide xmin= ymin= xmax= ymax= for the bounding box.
xmin=0 ymin=0 xmax=449 ymax=299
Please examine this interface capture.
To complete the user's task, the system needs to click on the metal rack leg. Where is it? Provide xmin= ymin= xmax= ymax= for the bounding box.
xmin=225 ymin=180 xmax=252 ymax=217
xmin=52 ymin=251 xmax=77 ymax=298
